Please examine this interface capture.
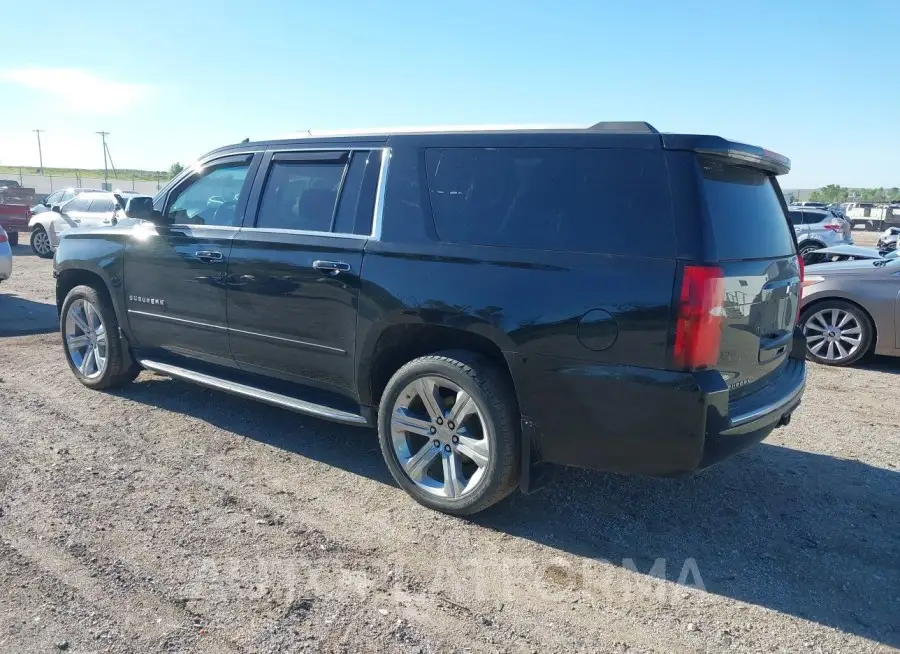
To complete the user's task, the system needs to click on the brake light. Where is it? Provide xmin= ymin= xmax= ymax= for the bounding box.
xmin=823 ymin=223 xmax=842 ymax=232
xmin=673 ymin=265 xmax=725 ymax=370
xmin=0 ymin=232 xmax=7 ymax=243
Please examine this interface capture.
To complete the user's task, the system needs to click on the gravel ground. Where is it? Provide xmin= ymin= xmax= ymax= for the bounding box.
xmin=1 ymin=239 xmax=898 ymax=654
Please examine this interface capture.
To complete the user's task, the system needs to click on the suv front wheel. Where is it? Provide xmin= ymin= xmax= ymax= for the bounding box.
xmin=377 ymin=352 xmax=520 ymax=515
xmin=61 ymin=285 xmax=141 ymax=389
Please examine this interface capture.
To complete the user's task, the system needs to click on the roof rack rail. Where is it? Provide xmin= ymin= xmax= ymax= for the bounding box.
xmin=587 ymin=121 xmax=659 ymax=134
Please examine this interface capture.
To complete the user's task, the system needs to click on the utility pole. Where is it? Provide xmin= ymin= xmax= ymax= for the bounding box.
xmin=33 ymin=129 xmax=45 ymax=173
xmin=96 ymin=131 xmax=110 ymax=189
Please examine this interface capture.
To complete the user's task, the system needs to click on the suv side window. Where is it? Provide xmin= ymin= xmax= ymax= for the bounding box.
xmin=424 ymin=147 xmax=674 ymax=256
xmin=256 ymin=162 xmax=344 ymax=232
xmin=789 ymin=210 xmax=803 ymax=225
xmin=166 ymin=162 xmax=252 ymax=227
xmin=802 ymin=211 xmax=826 ymax=225
xmin=45 ymin=190 xmax=64 ymax=205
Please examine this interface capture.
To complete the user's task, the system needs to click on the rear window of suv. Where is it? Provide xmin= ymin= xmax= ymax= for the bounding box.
xmin=700 ymin=157 xmax=796 ymax=260
xmin=424 ymin=148 xmax=674 ymax=257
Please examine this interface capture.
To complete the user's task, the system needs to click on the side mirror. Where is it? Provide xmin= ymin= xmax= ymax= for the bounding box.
xmin=51 ymin=205 xmax=61 ymax=214
xmin=124 ymin=197 xmax=159 ymax=221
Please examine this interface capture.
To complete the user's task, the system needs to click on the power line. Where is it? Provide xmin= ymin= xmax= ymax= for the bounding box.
xmin=96 ymin=131 xmax=110 ymax=188
xmin=33 ymin=129 xmax=45 ymax=172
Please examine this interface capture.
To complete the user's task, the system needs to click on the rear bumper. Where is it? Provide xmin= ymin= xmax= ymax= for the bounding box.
xmin=510 ymin=335 xmax=807 ymax=477
xmin=698 ymin=355 xmax=805 ymax=469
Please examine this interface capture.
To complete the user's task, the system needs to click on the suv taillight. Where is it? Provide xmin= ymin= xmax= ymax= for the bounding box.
xmin=0 ymin=232 xmax=7 ymax=244
xmin=673 ymin=265 xmax=725 ymax=370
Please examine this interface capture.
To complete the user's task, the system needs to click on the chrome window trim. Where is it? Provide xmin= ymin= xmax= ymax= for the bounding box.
xmin=151 ymin=225 xmax=243 ymax=232
xmin=371 ymin=147 xmax=391 ymax=241
xmin=235 ymin=226 xmax=368 ymax=240
xmin=263 ymin=146 xmax=377 ymax=155
xmin=237 ymin=145 xmax=391 ymax=240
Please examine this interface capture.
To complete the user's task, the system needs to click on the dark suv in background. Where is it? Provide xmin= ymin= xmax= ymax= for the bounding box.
xmin=53 ymin=122 xmax=806 ymax=515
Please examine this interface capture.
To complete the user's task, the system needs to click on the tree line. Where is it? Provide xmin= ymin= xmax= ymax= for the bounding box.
xmin=807 ymin=184 xmax=900 ymax=203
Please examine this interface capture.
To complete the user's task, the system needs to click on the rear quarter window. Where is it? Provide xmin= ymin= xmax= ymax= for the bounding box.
xmin=700 ymin=158 xmax=795 ymax=260
xmin=424 ymin=147 xmax=674 ymax=257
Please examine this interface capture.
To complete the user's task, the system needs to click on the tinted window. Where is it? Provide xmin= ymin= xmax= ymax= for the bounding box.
xmin=64 ymin=197 xmax=91 ymax=212
xmin=425 ymin=147 xmax=673 ymax=256
xmin=789 ymin=210 xmax=803 ymax=226
xmin=256 ymin=162 xmax=344 ymax=231
xmin=166 ymin=162 xmax=251 ymax=226
xmin=88 ymin=197 xmax=116 ymax=213
xmin=332 ymin=151 xmax=371 ymax=234
xmin=700 ymin=158 xmax=795 ymax=259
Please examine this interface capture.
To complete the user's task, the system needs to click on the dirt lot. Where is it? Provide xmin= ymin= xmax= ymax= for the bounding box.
xmin=1 ymin=240 xmax=898 ymax=653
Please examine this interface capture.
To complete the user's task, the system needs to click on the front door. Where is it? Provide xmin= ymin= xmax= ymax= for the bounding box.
xmin=226 ymin=148 xmax=381 ymax=394
xmin=125 ymin=154 xmax=259 ymax=367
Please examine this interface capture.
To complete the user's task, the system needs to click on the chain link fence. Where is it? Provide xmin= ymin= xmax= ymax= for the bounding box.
xmin=7 ymin=170 xmax=170 ymax=198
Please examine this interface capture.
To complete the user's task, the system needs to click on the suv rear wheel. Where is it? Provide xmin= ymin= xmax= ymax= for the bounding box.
xmin=61 ymin=284 xmax=141 ymax=389
xmin=377 ymin=352 xmax=519 ymax=515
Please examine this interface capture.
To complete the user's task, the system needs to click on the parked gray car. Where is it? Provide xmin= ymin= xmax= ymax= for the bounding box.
xmin=800 ymin=258 xmax=900 ymax=366
xmin=790 ymin=208 xmax=853 ymax=256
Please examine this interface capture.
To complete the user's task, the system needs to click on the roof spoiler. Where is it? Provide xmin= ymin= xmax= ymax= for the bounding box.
xmin=661 ymin=134 xmax=791 ymax=175
xmin=588 ymin=121 xmax=659 ymax=134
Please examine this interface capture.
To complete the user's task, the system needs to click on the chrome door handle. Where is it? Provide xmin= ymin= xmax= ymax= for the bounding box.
xmin=195 ymin=250 xmax=224 ymax=263
xmin=313 ymin=260 xmax=351 ymax=275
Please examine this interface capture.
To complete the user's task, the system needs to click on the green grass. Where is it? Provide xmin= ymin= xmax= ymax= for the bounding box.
xmin=0 ymin=165 xmax=166 ymax=182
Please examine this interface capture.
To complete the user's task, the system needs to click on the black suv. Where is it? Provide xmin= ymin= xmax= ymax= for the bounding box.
xmin=53 ymin=122 xmax=807 ymax=515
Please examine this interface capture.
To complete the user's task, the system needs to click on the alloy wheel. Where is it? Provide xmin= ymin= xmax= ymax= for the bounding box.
xmin=804 ymin=308 xmax=863 ymax=362
xmin=390 ymin=376 xmax=490 ymax=499
xmin=65 ymin=299 xmax=108 ymax=379
xmin=32 ymin=230 xmax=51 ymax=256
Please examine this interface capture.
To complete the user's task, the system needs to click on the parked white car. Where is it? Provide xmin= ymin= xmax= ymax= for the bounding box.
xmin=30 ymin=187 xmax=102 ymax=215
xmin=0 ymin=226 xmax=12 ymax=284
xmin=28 ymin=192 xmax=122 ymax=258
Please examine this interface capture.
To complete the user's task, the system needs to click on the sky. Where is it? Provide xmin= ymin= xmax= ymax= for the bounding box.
xmin=1 ymin=0 xmax=898 ymax=189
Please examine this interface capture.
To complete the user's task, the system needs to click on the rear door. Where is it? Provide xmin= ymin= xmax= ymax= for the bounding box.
xmin=225 ymin=148 xmax=381 ymax=394
xmin=698 ymin=157 xmax=801 ymax=398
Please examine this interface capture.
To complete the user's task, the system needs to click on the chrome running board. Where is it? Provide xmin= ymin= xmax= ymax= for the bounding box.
xmin=138 ymin=359 xmax=369 ymax=427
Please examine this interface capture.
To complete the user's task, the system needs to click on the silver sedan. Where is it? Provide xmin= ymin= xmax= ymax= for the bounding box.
xmin=0 ymin=226 xmax=12 ymax=284
xmin=800 ymin=258 xmax=900 ymax=366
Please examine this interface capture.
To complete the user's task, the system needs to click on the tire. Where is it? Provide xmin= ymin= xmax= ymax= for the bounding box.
xmin=377 ymin=352 xmax=520 ymax=515
xmin=798 ymin=242 xmax=825 ymax=257
xmin=7 ymin=231 xmax=18 ymax=246
xmin=800 ymin=300 xmax=873 ymax=367
xmin=60 ymin=284 xmax=141 ymax=389
xmin=30 ymin=226 xmax=53 ymax=258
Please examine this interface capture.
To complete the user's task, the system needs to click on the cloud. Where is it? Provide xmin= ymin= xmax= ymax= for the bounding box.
xmin=0 ymin=67 xmax=152 ymax=115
